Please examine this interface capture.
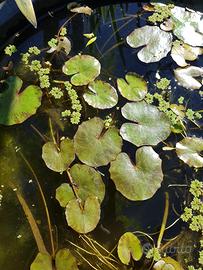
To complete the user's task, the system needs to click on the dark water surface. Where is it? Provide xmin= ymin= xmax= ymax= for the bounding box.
xmin=0 ymin=2 xmax=202 ymax=270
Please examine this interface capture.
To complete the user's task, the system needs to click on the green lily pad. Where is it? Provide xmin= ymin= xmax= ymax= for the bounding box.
xmin=120 ymin=101 xmax=171 ymax=146
xmin=74 ymin=117 xmax=122 ymax=167
xmin=176 ymin=137 xmax=203 ymax=168
xmin=0 ymin=76 xmax=42 ymax=125
xmin=117 ymin=73 xmax=147 ymax=101
xmin=83 ymin=80 xmax=118 ymax=109
xmin=30 ymin=252 xmax=52 ymax=270
xmin=117 ymin=232 xmax=143 ymax=265
xmin=42 ymin=138 xmax=75 ymax=172
xmin=65 ymin=196 xmax=101 ymax=233
xmin=109 ymin=146 xmax=163 ymax=201
xmin=55 ymin=249 xmax=78 ymax=270
xmin=126 ymin=26 xmax=172 ymax=63
xmin=62 ymin=55 xmax=101 ymax=86
xmin=56 ymin=183 xmax=75 ymax=207
xmin=153 ymin=257 xmax=184 ymax=270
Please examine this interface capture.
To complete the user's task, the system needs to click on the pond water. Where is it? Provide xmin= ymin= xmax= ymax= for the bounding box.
xmin=0 ymin=1 xmax=202 ymax=270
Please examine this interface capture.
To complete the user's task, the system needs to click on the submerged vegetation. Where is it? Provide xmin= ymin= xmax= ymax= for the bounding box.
xmin=0 ymin=2 xmax=203 ymax=270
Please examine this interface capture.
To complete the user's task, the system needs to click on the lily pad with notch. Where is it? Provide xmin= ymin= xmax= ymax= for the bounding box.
xmin=42 ymin=138 xmax=75 ymax=172
xmin=120 ymin=101 xmax=171 ymax=146
xmin=83 ymin=80 xmax=118 ymax=109
xmin=74 ymin=117 xmax=122 ymax=167
xmin=0 ymin=76 xmax=42 ymax=126
xmin=117 ymin=73 xmax=147 ymax=101
xmin=62 ymin=55 xmax=101 ymax=86
xmin=109 ymin=146 xmax=163 ymax=201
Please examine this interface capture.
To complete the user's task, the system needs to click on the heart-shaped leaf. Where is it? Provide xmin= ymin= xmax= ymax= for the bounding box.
xmin=174 ymin=66 xmax=203 ymax=90
xmin=65 ymin=196 xmax=101 ymax=233
xmin=117 ymin=232 xmax=143 ymax=265
xmin=15 ymin=0 xmax=37 ymax=28
xmin=55 ymin=249 xmax=78 ymax=270
xmin=74 ymin=117 xmax=122 ymax=167
xmin=63 ymin=55 xmax=101 ymax=86
xmin=153 ymin=257 xmax=183 ymax=270
xmin=126 ymin=26 xmax=172 ymax=63
xmin=120 ymin=101 xmax=171 ymax=146
xmin=83 ymin=80 xmax=118 ymax=109
xmin=30 ymin=252 xmax=52 ymax=270
xmin=117 ymin=73 xmax=147 ymax=101
xmin=0 ymin=76 xmax=42 ymax=125
xmin=56 ymin=183 xmax=75 ymax=207
xmin=42 ymin=138 xmax=75 ymax=172
xmin=176 ymin=137 xmax=203 ymax=168
xmin=109 ymin=146 xmax=163 ymax=201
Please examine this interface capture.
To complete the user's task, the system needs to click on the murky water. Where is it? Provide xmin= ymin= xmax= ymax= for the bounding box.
xmin=0 ymin=1 xmax=202 ymax=270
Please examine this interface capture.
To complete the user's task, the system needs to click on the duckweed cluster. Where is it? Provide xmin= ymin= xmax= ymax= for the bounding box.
xmin=4 ymin=44 xmax=17 ymax=56
xmin=148 ymin=3 xmax=174 ymax=24
xmin=156 ymin=78 xmax=171 ymax=90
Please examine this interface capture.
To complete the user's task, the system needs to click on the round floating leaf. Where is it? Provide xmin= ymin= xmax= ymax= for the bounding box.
xmin=117 ymin=232 xmax=143 ymax=265
xmin=62 ymin=55 xmax=101 ymax=86
xmin=74 ymin=117 xmax=122 ymax=167
xmin=55 ymin=248 xmax=78 ymax=270
xmin=56 ymin=183 xmax=75 ymax=207
xmin=30 ymin=252 xmax=52 ymax=270
xmin=120 ymin=101 xmax=171 ymax=146
xmin=126 ymin=26 xmax=172 ymax=63
xmin=42 ymin=138 xmax=75 ymax=172
xmin=153 ymin=257 xmax=184 ymax=270
xmin=117 ymin=73 xmax=147 ymax=101
xmin=70 ymin=164 xmax=105 ymax=202
xmin=65 ymin=196 xmax=101 ymax=233
xmin=0 ymin=76 xmax=42 ymax=125
xmin=174 ymin=66 xmax=203 ymax=90
xmin=176 ymin=137 xmax=203 ymax=168
xmin=83 ymin=80 xmax=118 ymax=109
xmin=109 ymin=146 xmax=163 ymax=201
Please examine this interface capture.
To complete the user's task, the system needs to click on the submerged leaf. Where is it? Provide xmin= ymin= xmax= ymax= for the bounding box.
xmin=42 ymin=138 xmax=75 ymax=172
xmin=15 ymin=0 xmax=37 ymax=28
xmin=117 ymin=232 xmax=143 ymax=265
xmin=55 ymin=249 xmax=78 ymax=270
xmin=30 ymin=252 xmax=52 ymax=270
xmin=63 ymin=55 xmax=101 ymax=86
xmin=126 ymin=26 xmax=172 ymax=63
xmin=83 ymin=80 xmax=118 ymax=109
xmin=174 ymin=66 xmax=203 ymax=90
xmin=74 ymin=117 xmax=122 ymax=167
xmin=120 ymin=101 xmax=171 ymax=146
xmin=56 ymin=183 xmax=75 ymax=207
xmin=117 ymin=73 xmax=147 ymax=101
xmin=109 ymin=147 xmax=163 ymax=201
xmin=65 ymin=196 xmax=100 ymax=233
xmin=0 ymin=76 xmax=42 ymax=126
xmin=176 ymin=137 xmax=203 ymax=168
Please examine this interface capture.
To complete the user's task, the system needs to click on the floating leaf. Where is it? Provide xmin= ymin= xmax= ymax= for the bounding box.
xmin=171 ymin=42 xmax=203 ymax=67
xmin=117 ymin=73 xmax=147 ymax=101
xmin=174 ymin=66 xmax=203 ymax=90
xmin=153 ymin=257 xmax=184 ymax=270
xmin=63 ymin=55 xmax=101 ymax=86
xmin=42 ymin=138 xmax=75 ymax=172
xmin=0 ymin=76 xmax=42 ymax=126
xmin=126 ymin=26 xmax=172 ymax=63
xmin=65 ymin=196 xmax=100 ymax=233
xmin=47 ymin=37 xmax=71 ymax=55
xmin=70 ymin=164 xmax=105 ymax=202
xmin=83 ymin=80 xmax=118 ymax=109
xmin=70 ymin=6 xmax=93 ymax=16
xmin=120 ymin=101 xmax=171 ymax=146
xmin=74 ymin=117 xmax=122 ymax=167
xmin=55 ymin=249 xmax=78 ymax=270
xmin=109 ymin=147 xmax=163 ymax=201
xmin=117 ymin=232 xmax=143 ymax=265
xmin=171 ymin=6 xmax=203 ymax=47
xmin=30 ymin=252 xmax=52 ymax=270
xmin=15 ymin=0 xmax=37 ymax=28
xmin=176 ymin=137 xmax=203 ymax=168
xmin=56 ymin=183 xmax=75 ymax=207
